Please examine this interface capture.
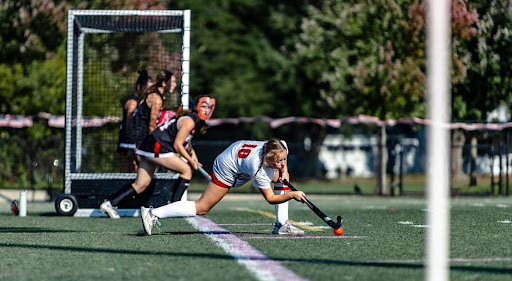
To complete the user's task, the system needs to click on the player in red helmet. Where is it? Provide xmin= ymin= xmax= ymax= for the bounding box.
xmin=100 ymin=96 xmax=215 ymax=219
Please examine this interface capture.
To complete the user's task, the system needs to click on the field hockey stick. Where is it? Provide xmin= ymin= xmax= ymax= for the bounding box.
xmin=283 ymin=180 xmax=343 ymax=229
xmin=198 ymin=166 xmax=212 ymax=181
xmin=178 ymin=154 xmax=212 ymax=181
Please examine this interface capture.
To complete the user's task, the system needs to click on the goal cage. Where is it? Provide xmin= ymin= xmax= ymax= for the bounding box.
xmin=59 ymin=10 xmax=191 ymax=216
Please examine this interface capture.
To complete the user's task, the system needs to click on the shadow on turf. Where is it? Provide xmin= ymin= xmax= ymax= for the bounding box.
xmin=133 ymin=230 xmax=267 ymax=237
xmin=280 ymin=260 xmax=512 ymax=275
xmin=40 ymin=212 xmax=61 ymax=216
xmin=1 ymin=241 xmax=510 ymax=275
xmin=0 ymin=227 xmax=79 ymax=233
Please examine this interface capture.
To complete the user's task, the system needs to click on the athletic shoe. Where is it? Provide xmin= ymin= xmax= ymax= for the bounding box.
xmin=141 ymin=206 xmax=160 ymax=236
xmin=100 ymin=200 xmax=120 ymax=219
xmin=272 ymin=221 xmax=304 ymax=235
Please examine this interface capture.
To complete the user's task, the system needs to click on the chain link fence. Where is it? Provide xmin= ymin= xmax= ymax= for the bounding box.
xmin=2 ymin=126 xmax=511 ymax=197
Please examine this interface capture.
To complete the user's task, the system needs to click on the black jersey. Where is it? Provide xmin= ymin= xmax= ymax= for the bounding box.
xmin=124 ymin=89 xmax=164 ymax=146
xmin=153 ymin=113 xmax=196 ymax=151
xmin=137 ymin=113 xmax=197 ymax=158
xmin=118 ymin=94 xmax=138 ymax=149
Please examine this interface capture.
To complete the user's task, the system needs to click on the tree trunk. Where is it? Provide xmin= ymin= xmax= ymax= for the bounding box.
xmin=451 ymin=130 xmax=465 ymax=175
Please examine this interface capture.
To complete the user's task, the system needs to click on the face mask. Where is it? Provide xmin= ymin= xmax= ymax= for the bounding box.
xmin=197 ymin=97 xmax=216 ymax=120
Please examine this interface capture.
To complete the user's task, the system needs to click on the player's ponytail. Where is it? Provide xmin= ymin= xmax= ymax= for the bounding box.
xmin=134 ymin=70 xmax=153 ymax=101
xmin=143 ymin=70 xmax=173 ymax=99
xmin=135 ymin=69 xmax=151 ymax=91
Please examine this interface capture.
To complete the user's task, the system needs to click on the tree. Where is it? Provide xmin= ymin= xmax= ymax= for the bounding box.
xmin=294 ymin=0 xmax=478 ymax=192
xmin=170 ymin=0 xmax=319 ymax=118
xmin=453 ymin=0 xmax=512 ymax=121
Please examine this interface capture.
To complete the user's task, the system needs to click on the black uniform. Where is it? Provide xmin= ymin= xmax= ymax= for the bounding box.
xmin=137 ymin=112 xmax=197 ymax=158
xmin=124 ymin=89 xmax=164 ymax=147
xmin=118 ymin=94 xmax=139 ymax=150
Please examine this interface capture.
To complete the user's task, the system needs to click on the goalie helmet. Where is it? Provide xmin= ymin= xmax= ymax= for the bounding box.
xmin=196 ymin=96 xmax=216 ymax=121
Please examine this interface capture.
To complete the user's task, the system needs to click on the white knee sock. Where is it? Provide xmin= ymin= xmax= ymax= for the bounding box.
xmin=152 ymin=200 xmax=196 ymax=218
xmin=274 ymin=183 xmax=289 ymax=224
xmin=180 ymin=190 xmax=188 ymax=201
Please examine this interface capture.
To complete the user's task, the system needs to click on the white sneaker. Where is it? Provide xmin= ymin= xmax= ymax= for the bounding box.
xmin=272 ymin=221 xmax=304 ymax=235
xmin=100 ymin=200 xmax=120 ymax=219
xmin=141 ymin=206 xmax=160 ymax=236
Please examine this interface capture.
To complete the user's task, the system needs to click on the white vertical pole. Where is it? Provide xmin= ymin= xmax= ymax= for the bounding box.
xmin=76 ymin=32 xmax=84 ymax=172
xmin=426 ymin=0 xmax=451 ymax=280
xmin=19 ymin=190 xmax=27 ymax=217
xmin=181 ymin=10 xmax=191 ymax=110
xmin=64 ymin=10 xmax=75 ymax=194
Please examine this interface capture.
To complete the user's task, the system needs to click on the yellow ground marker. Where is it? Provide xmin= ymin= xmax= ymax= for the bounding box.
xmin=233 ymin=207 xmax=324 ymax=232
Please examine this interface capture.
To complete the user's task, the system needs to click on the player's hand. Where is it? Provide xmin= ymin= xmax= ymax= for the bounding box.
xmin=191 ymin=161 xmax=202 ymax=171
xmin=278 ymin=170 xmax=290 ymax=183
xmin=290 ymin=191 xmax=306 ymax=203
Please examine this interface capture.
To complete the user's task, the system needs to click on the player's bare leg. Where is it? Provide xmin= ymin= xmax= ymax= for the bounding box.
xmin=142 ymin=182 xmax=229 ymax=235
xmin=150 ymin=154 xmax=193 ymax=202
xmin=101 ymin=158 xmax=156 ymax=219
xmin=195 ymin=182 xmax=230 ymax=215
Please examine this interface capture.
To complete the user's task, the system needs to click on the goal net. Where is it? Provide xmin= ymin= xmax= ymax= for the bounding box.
xmin=63 ymin=10 xmax=190 ymax=207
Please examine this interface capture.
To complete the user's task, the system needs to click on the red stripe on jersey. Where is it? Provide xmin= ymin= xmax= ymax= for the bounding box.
xmin=157 ymin=112 xmax=165 ymax=124
xmin=211 ymin=172 xmax=230 ymax=188
xmin=154 ymin=141 xmax=161 ymax=157
xmin=274 ymin=186 xmax=290 ymax=191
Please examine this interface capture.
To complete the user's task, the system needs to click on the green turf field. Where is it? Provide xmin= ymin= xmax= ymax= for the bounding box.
xmin=1 ymin=195 xmax=512 ymax=281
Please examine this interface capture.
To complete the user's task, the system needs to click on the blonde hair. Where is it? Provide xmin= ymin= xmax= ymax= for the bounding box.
xmin=246 ymin=139 xmax=287 ymax=184
xmin=261 ymin=139 xmax=287 ymax=167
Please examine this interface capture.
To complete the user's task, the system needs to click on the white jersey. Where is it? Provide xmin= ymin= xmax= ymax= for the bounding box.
xmin=212 ymin=140 xmax=288 ymax=189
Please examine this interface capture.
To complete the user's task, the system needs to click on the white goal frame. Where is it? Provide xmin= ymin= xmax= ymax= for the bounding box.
xmin=64 ymin=10 xmax=191 ymax=193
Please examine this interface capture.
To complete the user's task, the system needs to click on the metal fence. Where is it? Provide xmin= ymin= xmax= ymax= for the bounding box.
xmin=1 ymin=129 xmax=511 ymax=196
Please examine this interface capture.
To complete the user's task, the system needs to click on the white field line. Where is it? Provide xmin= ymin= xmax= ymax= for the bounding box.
xmin=232 ymin=207 xmax=324 ymax=232
xmin=242 ymin=235 xmax=365 ymax=240
xmin=217 ymin=221 xmax=331 ymax=229
xmin=217 ymin=223 xmax=272 ymax=226
xmin=496 ymin=204 xmax=510 ymax=208
xmin=398 ymin=221 xmax=429 ymax=228
xmin=186 ymin=216 xmax=308 ymax=281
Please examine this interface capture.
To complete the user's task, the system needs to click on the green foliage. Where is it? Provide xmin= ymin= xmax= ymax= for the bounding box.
xmin=452 ymin=0 xmax=512 ymax=121
xmin=80 ymin=126 xmax=120 ymax=173
xmin=0 ymin=63 xmax=23 ymax=113
xmin=295 ymin=0 xmax=480 ymax=120
xmin=0 ymin=0 xmax=68 ymax=64
xmin=20 ymin=46 xmax=67 ymax=115
xmin=1 ymin=0 xmax=512 ymax=187
xmin=0 ymin=0 xmax=503 ymax=121
xmin=295 ymin=0 xmax=427 ymax=119
xmin=0 ymin=121 xmax=64 ymax=189
xmin=171 ymin=0 xmax=316 ymax=118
